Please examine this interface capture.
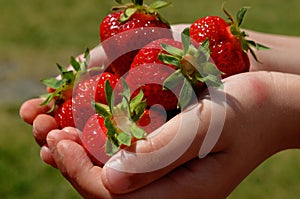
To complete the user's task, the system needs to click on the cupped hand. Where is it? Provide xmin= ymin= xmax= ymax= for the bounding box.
xmin=20 ymin=71 xmax=300 ymax=199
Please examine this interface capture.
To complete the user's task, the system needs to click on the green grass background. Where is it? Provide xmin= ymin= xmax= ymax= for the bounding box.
xmin=1 ymin=0 xmax=299 ymax=198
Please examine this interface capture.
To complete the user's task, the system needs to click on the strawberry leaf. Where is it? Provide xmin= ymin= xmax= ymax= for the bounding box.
xmin=105 ymin=80 xmax=114 ymax=113
xmin=40 ymin=78 xmax=61 ymax=89
xmin=120 ymin=8 xmax=137 ymax=22
xmin=201 ymin=62 xmax=223 ymax=76
xmin=149 ymin=1 xmax=171 ymax=10
xmin=199 ymin=74 xmax=223 ymax=89
xmin=236 ymin=7 xmax=249 ymax=27
xmin=133 ymin=0 xmax=143 ymax=6
xmin=40 ymin=93 xmax=55 ymax=106
xmin=70 ymin=56 xmax=80 ymax=71
xmin=195 ymin=38 xmax=210 ymax=63
xmin=117 ymin=132 xmax=132 ymax=146
xmin=247 ymin=40 xmax=270 ymax=50
xmin=105 ymin=118 xmax=120 ymax=142
xmin=129 ymin=89 xmax=144 ymax=111
xmin=161 ymin=43 xmax=184 ymax=57
xmin=56 ymin=63 xmax=68 ymax=73
xmin=131 ymin=101 xmax=147 ymax=122
xmin=131 ymin=123 xmax=147 ymax=139
xmin=93 ymin=102 xmax=112 ymax=118
xmin=121 ymin=78 xmax=131 ymax=107
xmin=163 ymin=69 xmax=184 ymax=90
xmin=181 ymin=28 xmax=191 ymax=55
xmin=178 ymin=78 xmax=193 ymax=109
xmin=105 ymin=139 xmax=119 ymax=156
xmin=158 ymin=53 xmax=181 ymax=67
xmin=84 ymin=48 xmax=90 ymax=66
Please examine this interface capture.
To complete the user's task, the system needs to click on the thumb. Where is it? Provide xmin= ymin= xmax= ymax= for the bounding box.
xmin=101 ymin=100 xmax=220 ymax=194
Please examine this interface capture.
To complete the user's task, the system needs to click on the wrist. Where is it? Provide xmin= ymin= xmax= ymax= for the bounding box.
xmin=268 ymin=73 xmax=300 ymax=151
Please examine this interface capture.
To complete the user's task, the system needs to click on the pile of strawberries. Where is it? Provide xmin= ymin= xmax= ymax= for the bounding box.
xmin=41 ymin=0 xmax=267 ymax=165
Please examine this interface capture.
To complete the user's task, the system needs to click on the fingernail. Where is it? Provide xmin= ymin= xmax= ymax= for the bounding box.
xmin=56 ymin=141 xmax=67 ymax=161
xmin=62 ymin=127 xmax=79 ymax=135
xmin=102 ymin=165 xmax=132 ymax=194
xmin=46 ymin=130 xmax=60 ymax=150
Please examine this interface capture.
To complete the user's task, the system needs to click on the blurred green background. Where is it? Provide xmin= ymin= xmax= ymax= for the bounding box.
xmin=1 ymin=0 xmax=299 ymax=198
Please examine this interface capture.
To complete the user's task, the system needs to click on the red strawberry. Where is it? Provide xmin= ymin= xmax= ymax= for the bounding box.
xmin=41 ymin=49 xmax=121 ymax=130
xmin=125 ymin=34 xmax=222 ymax=111
xmin=137 ymin=107 xmax=166 ymax=134
xmin=190 ymin=7 xmax=269 ymax=78
xmin=125 ymin=38 xmax=183 ymax=111
xmin=190 ymin=16 xmax=229 ymax=48
xmin=99 ymin=0 xmax=173 ymax=77
xmin=81 ymin=107 xmax=165 ymax=165
xmin=81 ymin=78 xmax=166 ymax=164
xmin=94 ymin=72 xmax=119 ymax=104
xmin=55 ymin=99 xmax=75 ymax=129
xmin=81 ymin=113 xmax=109 ymax=166
xmin=72 ymin=72 xmax=119 ymax=130
xmin=41 ymin=49 xmax=91 ymax=114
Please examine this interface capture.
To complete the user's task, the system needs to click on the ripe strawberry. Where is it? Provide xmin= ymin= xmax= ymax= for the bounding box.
xmin=81 ymin=78 xmax=166 ymax=164
xmin=94 ymin=72 xmax=119 ymax=104
xmin=81 ymin=113 xmax=109 ymax=166
xmin=136 ymin=107 xmax=166 ymax=134
xmin=125 ymin=33 xmax=222 ymax=111
xmin=41 ymin=49 xmax=91 ymax=112
xmin=72 ymin=72 xmax=119 ymax=130
xmin=81 ymin=107 xmax=165 ymax=165
xmin=55 ymin=99 xmax=75 ymax=129
xmin=99 ymin=0 xmax=173 ymax=77
xmin=190 ymin=6 xmax=269 ymax=78
xmin=41 ymin=49 xmax=120 ymax=130
xmin=125 ymin=38 xmax=182 ymax=111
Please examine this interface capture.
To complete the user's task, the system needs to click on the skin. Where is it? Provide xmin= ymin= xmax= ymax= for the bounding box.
xmin=19 ymin=25 xmax=300 ymax=198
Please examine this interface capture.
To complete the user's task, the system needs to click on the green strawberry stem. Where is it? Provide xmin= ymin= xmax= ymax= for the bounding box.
xmin=132 ymin=0 xmax=143 ymax=6
xmin=222 ymin=5 xmax=270 ymax=62
xmin=159 ymin=29 xmax=223 ymax=109
xmin=94 ymin=78 xmax=148 ymax=156
xmin=114 ymin=0 xmax=171 ymax=23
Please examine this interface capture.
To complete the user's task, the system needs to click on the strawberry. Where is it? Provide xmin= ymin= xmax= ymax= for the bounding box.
xmin=136 ymin=107 xmax=166 ymax=134
xmin=125 ymin=32 xmax=223 ymax=111
xmin=72 ymin=72 xmax=119 ymax=130
xmin=41 ymin=49 xmax=93 ymax=129
xmin=81 ymin=113 xmax=109 ymax=165
xmin=41 ymin=49 xmax=120 ymax=130
xmin=40 ymin=49 xmax=91 ymax=112
xmin=55 ymin=99 xmax=75 ymax=129
xmin=81 ymin=106 xmax=165 ymax=165
xmin=99 ymin=0 xmax=173 ymax=77
xmin=190 ymin=6 xmax=269 ymax=78
xmin=81 ymin=78 xmax=166 ymax=164
xmin=125 ymin=38 xmax=183 ymax=111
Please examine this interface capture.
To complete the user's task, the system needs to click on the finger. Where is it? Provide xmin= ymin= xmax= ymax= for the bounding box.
xmin=46 ymin=128 xmax=81 ymax=150
xmin=101 ymin=71 xmax=278 ymax=194
xmin=45 ymin=127 xmax=82 ymax=169
xmin=52 ymin=139 xmax=113 ymax=199
xmin=40 ymin=145 xmax=57 ymax=168
xmin=102 ymin=101 xmax=214 ymax=194
xmin=33 ymin=114 xmax=58 ymax=146
xmin=20 ymin=98 xmax=53 ymax=125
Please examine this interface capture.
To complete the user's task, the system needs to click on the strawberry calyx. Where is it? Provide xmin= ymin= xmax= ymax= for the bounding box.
xmin=93 ymin=78 xmax=148 ymax=156
xmin=40 ymin=49 xmax=103 ymax=112
xmin=158 ymin=28 xmax=223 ymax=109
xmin=112 ymin=0 xmax=171 ymax=24
xmin=223 ymin=5 xmax=270 ymax=62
